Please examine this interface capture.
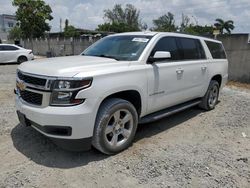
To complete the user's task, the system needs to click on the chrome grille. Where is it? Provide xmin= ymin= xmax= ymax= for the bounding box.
xmin=20 ymin=90 xmax=43 ymax=105
xmin=17 ymin=70 xmax=52 ymax=106
xmin=17 ymin=71 xmax=47 ymax=87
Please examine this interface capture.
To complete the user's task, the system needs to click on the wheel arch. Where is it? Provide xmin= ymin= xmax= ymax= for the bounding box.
xmin=211 ymin=74 xmax=222 ymax=87
xmin=17 ymin=55 xmax=28 ymax=62
xmin=98 ymin=90 xmax=142 ymax=117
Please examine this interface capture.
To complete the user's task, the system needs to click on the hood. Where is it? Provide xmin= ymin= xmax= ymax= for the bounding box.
xmin=18 ymin=55 xmax=130 ymax=77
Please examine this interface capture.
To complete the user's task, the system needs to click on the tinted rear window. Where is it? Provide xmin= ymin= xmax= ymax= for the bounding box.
xmin=178 ymin=38 xmax=206 ymax=60
xmin=205 ymin=41 xmax=226 ymax=59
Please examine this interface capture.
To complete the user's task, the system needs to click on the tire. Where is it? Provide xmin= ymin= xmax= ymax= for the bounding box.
xmin=17 ymin=56 xmax=28 ymax=64
xmin=199 ymin=80 xmax=220 ymax=110
xmin=92 ymin=98 xmax=138 ymax=155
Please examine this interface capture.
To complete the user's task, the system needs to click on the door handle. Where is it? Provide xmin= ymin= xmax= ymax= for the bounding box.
xmin=176 ymin=68 xmax=184 ymax=74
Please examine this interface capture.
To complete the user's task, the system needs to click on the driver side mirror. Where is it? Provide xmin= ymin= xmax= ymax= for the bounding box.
xmin=148 ymin=51 xmax=171 ymax=63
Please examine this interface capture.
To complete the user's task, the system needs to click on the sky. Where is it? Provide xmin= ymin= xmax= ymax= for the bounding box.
xmin=0 ymin=0 xmax=250 ymax=33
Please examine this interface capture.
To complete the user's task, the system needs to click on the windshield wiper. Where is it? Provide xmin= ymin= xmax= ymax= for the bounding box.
xmin=82 ymin=54 xmax=119 ymax=61
xmin=98 ymin=54 xmax=120 ymax=61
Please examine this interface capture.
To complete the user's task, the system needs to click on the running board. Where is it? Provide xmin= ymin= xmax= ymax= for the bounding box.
xmin=139 ymin=99 xmax=201 ymax=124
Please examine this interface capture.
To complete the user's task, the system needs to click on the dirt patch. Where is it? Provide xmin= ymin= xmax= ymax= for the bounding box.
xmin=227 ymin=81 xmax=250 ymax=90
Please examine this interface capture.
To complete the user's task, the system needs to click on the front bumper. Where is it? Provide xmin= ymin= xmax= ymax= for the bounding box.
xmin=15 ymin=95 xmax=99 ymax=141
xmin=17 ymin=110 xmax=92 ymax=151
xmin=28 ymin=54 xmax=34 ymax=61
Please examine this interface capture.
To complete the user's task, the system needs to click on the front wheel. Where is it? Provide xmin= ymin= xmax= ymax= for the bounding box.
xmin=17 ymin=56 xmax=28 ymax=64
xmin=92 ymin=98 xmax=138 ymax=155
xmin=199 ymin=80 xmax=220 ymax=110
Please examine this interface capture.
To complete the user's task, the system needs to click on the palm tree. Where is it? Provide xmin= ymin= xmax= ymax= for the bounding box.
xmin=214 ymin=18 xmax=235 ymax=34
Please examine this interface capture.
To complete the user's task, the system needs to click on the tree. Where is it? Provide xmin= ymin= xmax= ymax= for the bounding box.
xmin=63 ymin=19 xmax=79 ymax=37
xmin=97 ymin=4 xmax=142 ymax=32
xmin=178 ymin=14 xmax=213 ymax=35
xmin=65 ymin=19 xmax=69 ymax=30
xmin=97 ymin=22 xmax=134 ymax=33
xmin=12 ymin=0 xmax=53 ymax=39
xmin=152 ymin=12 xmax=177 ymax=32
xmin=183 ymin=25 xmax=213 ymax=35
xmin=8 ymin=26 xmax=22 ymax=40
xmin=179 ymin=14 xmax=191 ymax=33
xmin=214 ymin=18 xmax=235 ymax=34
xmin=64 ymin=26 xmax=79 ymax=38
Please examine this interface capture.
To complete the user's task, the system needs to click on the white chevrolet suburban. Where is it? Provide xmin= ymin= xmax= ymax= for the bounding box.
xmin=15 ymin=32 xmax=228 ymax=154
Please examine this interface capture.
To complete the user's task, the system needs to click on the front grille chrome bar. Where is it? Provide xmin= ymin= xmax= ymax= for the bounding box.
xmin=17 ymin=70 xmax=56 ymax=91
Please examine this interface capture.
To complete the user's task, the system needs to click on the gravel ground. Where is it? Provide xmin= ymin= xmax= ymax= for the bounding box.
xmin=0 ymin=64 xmax=249 ymax=188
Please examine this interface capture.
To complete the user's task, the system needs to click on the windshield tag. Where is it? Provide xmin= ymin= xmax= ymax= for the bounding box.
xmin=132 ymin=38 xmax=149 ymax=43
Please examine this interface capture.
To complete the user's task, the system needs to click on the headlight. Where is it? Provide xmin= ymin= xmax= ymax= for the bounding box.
xmin=53 ymin=79 xmax=92 ymax=90
xmin=50 ymin=78 xmax=92 ymax=106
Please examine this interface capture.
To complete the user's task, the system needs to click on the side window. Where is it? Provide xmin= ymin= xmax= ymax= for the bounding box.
xmin=205 ymin=41 xmax=226 ymax=59
xmin=178 ymin=38 xmax=205 ymax=60
xmin=3 ymin=45 xmax=19 ymax=51
xmin=196 ymin=40 xmax=206 ymax=59
xmin=0 ymin=46 xmax=3 ymax=51
xmin=151 ymin=37 xmax=180 ymax=60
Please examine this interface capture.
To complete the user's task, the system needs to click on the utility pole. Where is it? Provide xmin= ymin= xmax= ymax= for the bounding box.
xmin=60 ymin=18 xmax=62 ymax=33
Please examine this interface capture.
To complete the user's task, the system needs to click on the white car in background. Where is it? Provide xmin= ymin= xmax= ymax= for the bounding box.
xmin=0 ymin=44 xmax=34 ymax=64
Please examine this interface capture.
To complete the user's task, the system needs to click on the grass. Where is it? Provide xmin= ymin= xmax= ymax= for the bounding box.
xmin=226 ymin=81 xmax=250 ymax=90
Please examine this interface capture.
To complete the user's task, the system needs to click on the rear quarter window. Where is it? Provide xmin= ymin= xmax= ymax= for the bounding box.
xmin=205 ymin=41 xmax=226 ymax=59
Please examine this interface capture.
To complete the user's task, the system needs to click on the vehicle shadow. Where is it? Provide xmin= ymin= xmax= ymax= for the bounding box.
xmin=11 ymin=124 xmax=108 ymax=168
xmin=11 ymin=106 xmax=204 ymax=169
xmin=135 ymin=107 xmax=203 ymax=142
xmin=0 ymin=62 xmax=19 ymax=65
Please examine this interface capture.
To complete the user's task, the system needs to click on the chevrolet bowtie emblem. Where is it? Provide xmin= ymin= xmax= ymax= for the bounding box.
xmin=16 ymin=81 xmax=26 ymax=91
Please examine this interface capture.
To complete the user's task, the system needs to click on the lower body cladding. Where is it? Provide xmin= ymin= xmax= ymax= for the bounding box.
xmin=15 ymin=96 xmax=99 ymax=151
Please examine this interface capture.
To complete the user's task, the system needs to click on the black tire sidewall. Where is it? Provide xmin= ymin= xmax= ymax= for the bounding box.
xmin=18 ymin=56 xmax=27 ymax=64
xmin=93 ymin=99 xmax=138 ymax=154
xmin=204 ymin=81 xmax=220 ymax=110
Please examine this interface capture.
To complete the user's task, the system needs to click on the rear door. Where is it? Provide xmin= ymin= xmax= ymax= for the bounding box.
xmin=3 ymin=45 xmax=19 ymax=63
xmin=175 ymin=37 xmax=209 ymax=97
xmin=147 ymin=36 xmax=208 ymax=113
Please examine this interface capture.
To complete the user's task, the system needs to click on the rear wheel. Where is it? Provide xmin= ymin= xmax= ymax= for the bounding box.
xmin=199 ymin=80 xmax=220 ymax=110
xmin=92 ymin=98 xmax=138 ymax=155
xmin=17 ymin=56 xmax=28 ymax=64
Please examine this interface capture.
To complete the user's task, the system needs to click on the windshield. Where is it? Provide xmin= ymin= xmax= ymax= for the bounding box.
xmin=82 ymin=35 xmax=152 ymax=61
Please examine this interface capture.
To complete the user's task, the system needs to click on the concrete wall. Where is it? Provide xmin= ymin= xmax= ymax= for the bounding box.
xmin=218 ymin=34 xmax=250 ymax=83
xmin=21 ymin=37 xmax=97 ymax=57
